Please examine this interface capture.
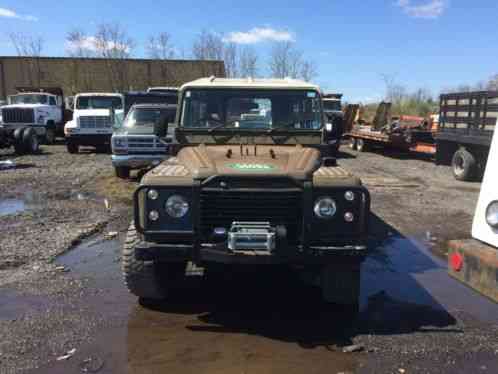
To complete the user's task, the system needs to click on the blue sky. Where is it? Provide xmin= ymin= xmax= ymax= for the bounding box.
xmin=0 ymin=0 xmax=497 ymax=102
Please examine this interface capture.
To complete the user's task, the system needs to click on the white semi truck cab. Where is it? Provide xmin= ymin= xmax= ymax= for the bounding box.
xmin=64 ymin=93 xmax=124 ymax=153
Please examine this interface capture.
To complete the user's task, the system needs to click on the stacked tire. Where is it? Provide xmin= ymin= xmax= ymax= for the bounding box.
xmin=13 ymin=127 xmax=39 ymax=155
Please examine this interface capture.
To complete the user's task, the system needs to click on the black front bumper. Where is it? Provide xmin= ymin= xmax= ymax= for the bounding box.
xmin=66 ymin=134 xmax=111 ymax=146
xmin=135 ymin=241 xmax=368 ymax=265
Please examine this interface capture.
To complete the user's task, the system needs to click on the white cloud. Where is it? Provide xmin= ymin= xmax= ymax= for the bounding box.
xmin=0 ymin=7 xmax=38 ymax=21
xmin=396 ymin=0 xmax=447 ymax=19
xmin=223 ymin=27 xmax=295 ymax=44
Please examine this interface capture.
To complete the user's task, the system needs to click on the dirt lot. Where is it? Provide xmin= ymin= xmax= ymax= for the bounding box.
xmin=1 ymin=144 xmax=497 ymax=374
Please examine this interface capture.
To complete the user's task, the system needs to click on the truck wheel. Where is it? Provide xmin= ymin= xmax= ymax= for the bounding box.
xmin=22 ymin=128 xmax=39 ymax=154
xmin=115 ymin=166 xmax=130 ymax=179
xmin=349 ymin=138 xmax=357 ymax=150
xmin=356 ymin=138 xmax=368 ymax=152
xmin=452 ymin=149 xmax=477 ymax=181
xmin=66 ymin=142 xmax=79 ymax=154
xmin=13 ymin=128 xmax=26 ymax=155
xmin=122 ymin=222 xmax=167 ymax=300
xmin=321 ymin=264 xmax=361 ymax=316
xmin=45 ymin=127 xmax=56 ymax=145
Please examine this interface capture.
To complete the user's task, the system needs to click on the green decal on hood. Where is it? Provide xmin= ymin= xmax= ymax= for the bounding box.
xmin=228 ymin=163 xmax=276 ymax=171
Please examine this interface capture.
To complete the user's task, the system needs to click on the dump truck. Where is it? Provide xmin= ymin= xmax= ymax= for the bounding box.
xmin=322 ymin=93 xmax=344 ymax=153
xmin=436 ymin=91 xmax=498 ymax=181
xmin=121 ymin=77 xmax=371 ymax=312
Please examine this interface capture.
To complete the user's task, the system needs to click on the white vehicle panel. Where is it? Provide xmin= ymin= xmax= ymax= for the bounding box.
xmin=472 ymin=127 xmax=498 ymax=248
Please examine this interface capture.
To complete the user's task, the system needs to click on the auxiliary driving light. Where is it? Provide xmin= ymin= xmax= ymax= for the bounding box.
xmin=165 ymin=195 xmax=189 ymax=218
xmin=148 ymin=210 xmax=159 ymax=221
xmin=344 ymin=191 xmax=355 ymax=201
xmin=147 ymin=189 xmax=159 ymax=200
xmin=344 ymin=212 xmax=355 ymax=222
xmin=485 ymin=201 xmax=498 ymax=228
xmin=314 ymin=197 xmax=337 ymax=219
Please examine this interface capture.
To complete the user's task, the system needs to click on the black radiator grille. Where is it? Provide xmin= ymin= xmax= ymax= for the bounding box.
xmin=2 ymin=108 xmax=35 ymax=123
xmin=200 ymin=189 xmax=302 ymax=243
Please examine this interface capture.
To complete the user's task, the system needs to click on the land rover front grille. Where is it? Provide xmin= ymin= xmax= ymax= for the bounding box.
xmin=127 ymin=136 xmax=166 ymax=155
xmin=1 ymin=108 xmax=35 ymax=124
xmin=79 ymin=116 xmax=111 ymax=129
xmin=200 ymin=189 xmax=302 ymax=243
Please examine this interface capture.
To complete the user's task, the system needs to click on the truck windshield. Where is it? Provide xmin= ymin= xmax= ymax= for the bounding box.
xmin=123 ymin=107 xmax=174 ymax=134
xmin=323 ymin=100 xmax=341 ymax=111
xmin=76 ymin=96 xmax=123 ymax=110
xmin=181 ymin=89 xmax=323 ymax=130
xmin=10 ymin=94 xmax=49 ymax=105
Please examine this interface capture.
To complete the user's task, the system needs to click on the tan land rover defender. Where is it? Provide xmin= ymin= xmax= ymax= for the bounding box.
xmin=122 ymin=77 xmax=370 ymax=312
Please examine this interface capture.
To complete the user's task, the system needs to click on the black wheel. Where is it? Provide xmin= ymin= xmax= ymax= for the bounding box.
xmin=452 ymin=148 xmax=477 ymax=181
xmin=115 ymin=166 xmax=130 ymax=179
xmin=321 ymin=264 xmax=361 ymax=317
xmin=66 ymin=142 xmax=79 ymax=154
xmin=44 ymin=126 xmax=56 ymax=145
xmin=22 ymin=128 xmax=39 ymax=154
xmin=13 ymin=128 xmax=26 ymax=154
xmin=356 ymin=138 xmax=368 ymax=152
xmin=122 ymin=222 xmax=167 ymax=300
xmin=122 ymin=222 xmax=186 ymax=302
xmin=349 ymin=138 xmax=357 ymax=150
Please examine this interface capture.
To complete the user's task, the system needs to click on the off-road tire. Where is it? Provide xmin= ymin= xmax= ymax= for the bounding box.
xmin=45 ymin=126 xmax=56 ymax=145
xmin=13 ymin=128 xmax=26 ymax=154
xmin=356 ymin=138 xmax=368 ymax=152
xmin=115 ymin=166 xmax=130 ymax=179
xmin=22 ymin=128 xmax=39 ymax=154
xmin=66 ymin=142 xmax=79 ymax=154
xmin=321 ymin=264 xmax=361 ymax=316
xmin=122 ymin=222 xmax=167 ymax=300
xmin=349 ymin=137 xmax=357 ymax=150
xmin=452 ymin=148 xmax=477 ymax=181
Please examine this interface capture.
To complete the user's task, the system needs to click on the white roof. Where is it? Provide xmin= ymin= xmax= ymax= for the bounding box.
xmin=75 ymin=92 xmax=123 ymax=97
xmin=147 ymin=86 xmax=179 ymax=91
xmin=181 ymin=77 xmax=321 ymax=91
xmin=11 ymin=92 xmax=56 ymax=96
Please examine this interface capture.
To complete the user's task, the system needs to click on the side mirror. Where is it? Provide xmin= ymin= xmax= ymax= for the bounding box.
xmin=154 ymin=113 xmax=168 ymax=138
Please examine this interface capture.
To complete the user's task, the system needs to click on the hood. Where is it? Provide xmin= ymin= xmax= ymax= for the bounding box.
xmin=177 ymin=144 xmax=321 ymax=180
xmin=1 ymin=103 xmax=49 ymax=110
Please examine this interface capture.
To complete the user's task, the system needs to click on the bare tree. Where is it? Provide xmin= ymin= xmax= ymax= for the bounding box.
xmin=147 ymin=32 xmax=175 ymax=59
xmin=9 ymin=32 xmax=44 ymax=56
xmin=269 ymin=42 xmax=303 ymax=79
xmin=239 ymin=46 xmax=258 ymax=78
xmin=300 ymin=60 xmax=318 ymax=82
xmin=65 ymin=29 xmax=95 ymax=58
xmin=192 ymin=30 xmax=224 ymax=61
xmin=223 ymin=42 xmax=238 ymax=78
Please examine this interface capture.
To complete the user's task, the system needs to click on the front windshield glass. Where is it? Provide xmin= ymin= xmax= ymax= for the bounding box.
xmin=123 ymin=107 xmax=174 ymax=134
xmin=323 ymin=100 xmax=341 ymax=111
xmin=76 ymin=96 xmax=123 ymax=110
xmin=10 ymin=94 xmax=49 ymax=105
xmin=181 ymin=89 xmax=322 ymax=130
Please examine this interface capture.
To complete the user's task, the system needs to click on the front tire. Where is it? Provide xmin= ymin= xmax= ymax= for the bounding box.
xmin=66 ymin=141 xmax=79 ymax=154
xmin=115 ymin=166 xmax=130 ymax=179
xmin=452 ymin=148 xmax=477 ymax=181
xmin=13 ymin=128 xmax=26 ymax=154
xmin=321 ymin=263 xmax=361 ymax=316
xmin=22 ymin=128 xmax=39 ymax=154
xmin=45 ymin=127 xmax=56 ymax=145
xmin=356 ymin=138 xmax=368 ymax=152
xmin=349 ymin=137 xmax=357 ymax=150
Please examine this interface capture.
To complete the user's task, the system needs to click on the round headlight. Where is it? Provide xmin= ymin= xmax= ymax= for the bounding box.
xmin=344 ymin=191 xmax=355 ymax=201
xmin=165 ymin=195 xmax=189 ymax=218
xmin=147 ymin=189 xmax=159 ymax=200
xmin=149 ymin=210 xmax=159 ymax=221
xmin=485 ymin=201 xmax=498 ymax=228
xmin=314 ymin=197 xmax=337 ymax=219
xmin=344 ymin=212 xmax=354 ymax=222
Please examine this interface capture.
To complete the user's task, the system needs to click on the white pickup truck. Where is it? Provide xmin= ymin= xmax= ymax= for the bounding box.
xmin=0 ymin=88 xmax=66 ymax=153
xmin=64 ymin=93 xmax=124 ymax=153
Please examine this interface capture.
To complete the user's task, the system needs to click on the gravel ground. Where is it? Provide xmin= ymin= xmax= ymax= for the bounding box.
xmin=0 ymin=143 xmax=497 ymax=374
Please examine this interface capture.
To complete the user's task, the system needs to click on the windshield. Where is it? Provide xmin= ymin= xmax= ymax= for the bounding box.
xmin=10 ymin=94 xmax=49 ymax=105
xmin=76 ymin=96 xmax=123 ymax=110
xmin=323 ymin=100 xmax=341 ymax=112
xmin=122 ymin=107 xmax=175 ymax=134
xmin=181 ymin=89 xmax=322 ymax=130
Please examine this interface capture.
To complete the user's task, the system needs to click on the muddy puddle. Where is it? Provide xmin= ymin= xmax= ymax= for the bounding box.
xmin=0 ymin=289 xmax=51 ymax=321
